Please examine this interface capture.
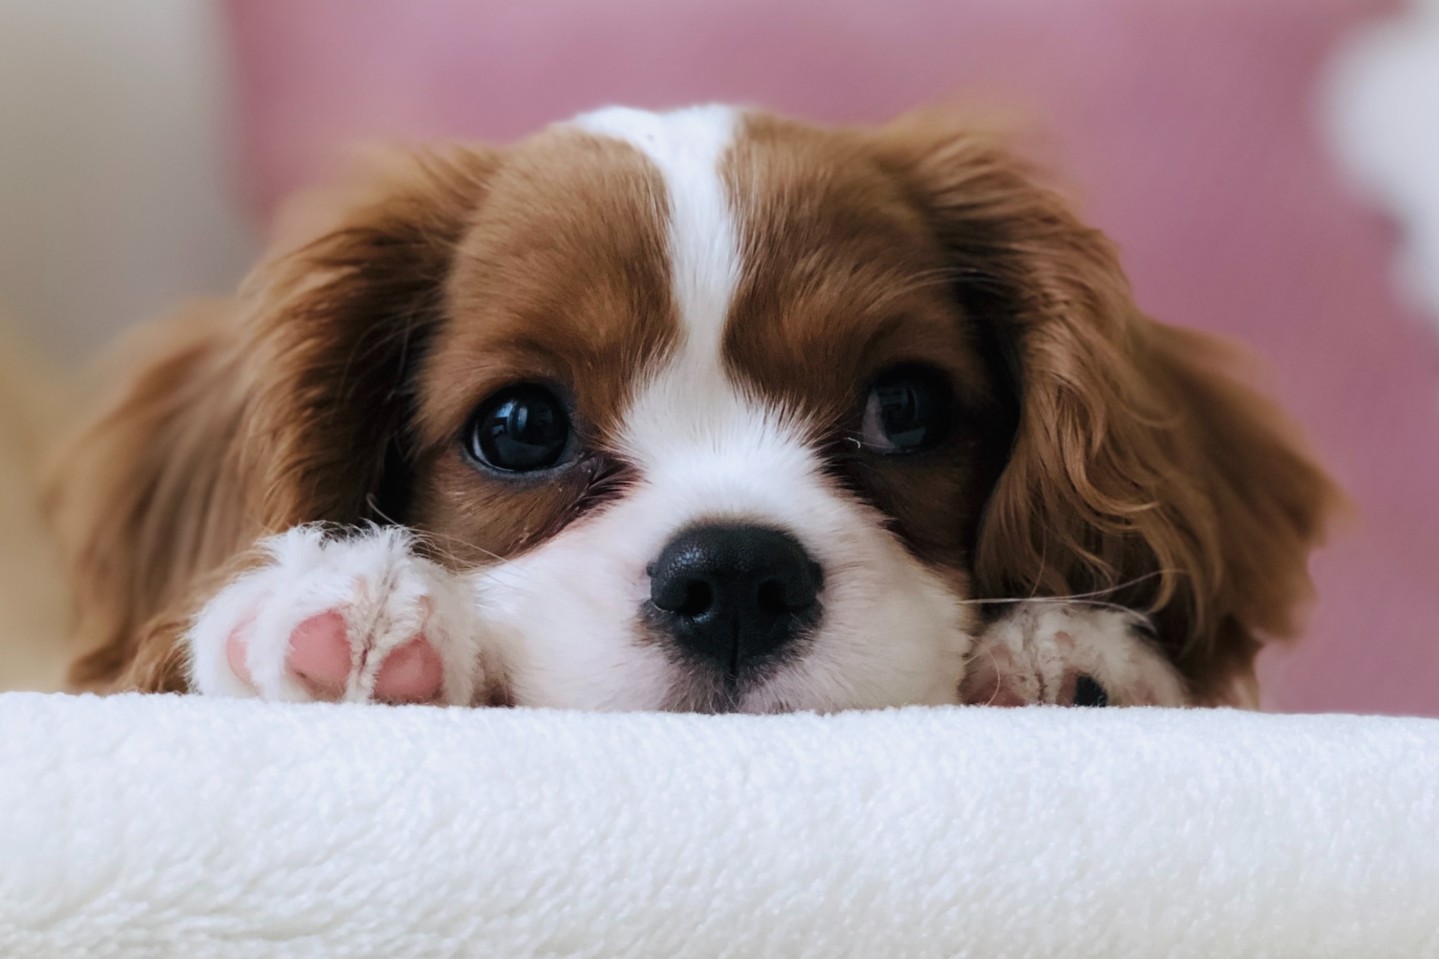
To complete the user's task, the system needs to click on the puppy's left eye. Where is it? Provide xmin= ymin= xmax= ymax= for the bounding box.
xmin=859 ymin=365 xmax=953 ymax=454
xmin=465 ymin=384 xmax=572 ymax=473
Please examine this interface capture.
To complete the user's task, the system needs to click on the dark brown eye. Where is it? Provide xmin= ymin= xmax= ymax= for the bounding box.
xmin=859 ymin=365 xmax=953 ymax=454
xmin=465 ymin=385 xmax=572 ymax=473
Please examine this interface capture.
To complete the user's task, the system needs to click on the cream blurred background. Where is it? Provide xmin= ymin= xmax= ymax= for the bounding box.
xmin=0 ymin=1 xmax=254 ymax=361
xmin=0 ymin=1 xmax=253 ymax=689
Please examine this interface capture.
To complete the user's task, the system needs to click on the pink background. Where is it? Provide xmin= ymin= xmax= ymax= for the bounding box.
xmin=223 ymin=0 xmax=1439 ymax=715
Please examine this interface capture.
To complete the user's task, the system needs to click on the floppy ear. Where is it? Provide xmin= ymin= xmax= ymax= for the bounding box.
xmin=874 ymin=118 xmax=1343 ymax=703
xmin=240 ymin=146 xmax=497 ymax=526
xmin=46 ymin=147 xmax=495 ymax=691
xmin=45 ymin=306 xmax=251 ymax=690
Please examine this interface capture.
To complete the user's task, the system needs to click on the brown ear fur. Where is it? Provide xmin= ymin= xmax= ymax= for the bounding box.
xmin=876 ymin=118 xmax=1344 ymax=703
xmin=44 ymin=306 xmax=251 ymax=690
xmin=241 ymin=146 xmax=497 ymax=527
xmin=46 ymin=147 xmax=495 ymax=691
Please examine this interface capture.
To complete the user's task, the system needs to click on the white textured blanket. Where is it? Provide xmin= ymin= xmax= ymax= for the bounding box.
xmin=0 ymin=693 xmax=1436 ymax=958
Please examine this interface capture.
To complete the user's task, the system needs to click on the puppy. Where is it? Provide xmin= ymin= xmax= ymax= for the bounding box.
xmin=46 ymin=106 xmax=1340 ymax=711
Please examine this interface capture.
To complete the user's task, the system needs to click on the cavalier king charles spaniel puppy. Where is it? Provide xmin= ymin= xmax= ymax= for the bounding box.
xmin=47 ymin=106 xmax=1340 ymax=712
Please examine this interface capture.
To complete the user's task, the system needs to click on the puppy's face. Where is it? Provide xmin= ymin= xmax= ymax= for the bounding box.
xmin=233 ymin=105 xmax=1334 ymax=710
xmin=406 ymin=108 xmax=1004 ymax=711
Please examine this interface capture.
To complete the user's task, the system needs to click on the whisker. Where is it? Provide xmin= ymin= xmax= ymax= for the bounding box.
xmin=359 ymin=497 xmax=516 ymax=572
xmin=960 ymin=569 xmax=1191 ymax=635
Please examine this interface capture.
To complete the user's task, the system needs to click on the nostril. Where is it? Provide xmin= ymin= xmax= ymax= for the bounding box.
xmin=652 ymin=570 xmax=717 ymax=619
xmin=756 ymin=578 xmax=787 ymax=615
xmin=675 ymin=579 xmax=713 ymax=618
xmin=755 ymin=562 xmax=823 ymax=616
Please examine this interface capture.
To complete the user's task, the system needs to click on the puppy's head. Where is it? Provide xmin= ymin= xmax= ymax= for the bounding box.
xmin=237 ymin=106 xmax=1338 ymax=710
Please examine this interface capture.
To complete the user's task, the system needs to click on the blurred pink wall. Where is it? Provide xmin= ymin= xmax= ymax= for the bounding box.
xmin=225 ymin=0 xmax=1439 ymax=715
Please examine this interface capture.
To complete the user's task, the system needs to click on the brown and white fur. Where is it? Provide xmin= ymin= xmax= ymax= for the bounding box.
xmin=46 ymin=106 xmax=1340 ymax=711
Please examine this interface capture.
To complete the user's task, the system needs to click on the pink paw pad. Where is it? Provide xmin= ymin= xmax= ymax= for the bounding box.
xmin=287 ymin=611 xmax=353 ymax=698
xmin=226 ymin=609 xmax=444 ymax=703
xmin=371 ymin=634 xmax=445 ymax=705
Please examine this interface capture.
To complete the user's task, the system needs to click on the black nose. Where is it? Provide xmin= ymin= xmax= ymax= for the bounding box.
xmin=648 ymin=524 xmax=823 ymax=674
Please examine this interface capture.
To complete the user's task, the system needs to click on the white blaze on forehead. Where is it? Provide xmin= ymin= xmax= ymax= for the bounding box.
xmin=571 ymin=104 xmax=742 ymax=365
xmin=570 ymin=105 xmax=772 ymax=466
xmin=572 ymin=107 xmax=823 ymax=558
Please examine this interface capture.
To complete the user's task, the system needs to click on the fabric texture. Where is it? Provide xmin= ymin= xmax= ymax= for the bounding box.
xmin=2 ymin=692 xmax=1435 ymax=957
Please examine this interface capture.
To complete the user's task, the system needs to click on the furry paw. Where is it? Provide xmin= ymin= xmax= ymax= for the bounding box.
xmin=187 ymin=526 xmax=490 ymax=704
xmin=960 ymin=604 xmax=1188 ymax=707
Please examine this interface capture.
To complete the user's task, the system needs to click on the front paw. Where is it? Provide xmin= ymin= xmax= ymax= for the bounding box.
xmin=959 ymin=605 xmax=1188 ymax=707
xmin=186 ymin=526 xmax=490 ymax=704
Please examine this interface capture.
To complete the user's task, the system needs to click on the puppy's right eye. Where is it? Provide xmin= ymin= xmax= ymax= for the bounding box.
xmin=464 ymin=385 xmax=572 ymax=473
xmin=859 ymin=364 xmax=953 ymax=455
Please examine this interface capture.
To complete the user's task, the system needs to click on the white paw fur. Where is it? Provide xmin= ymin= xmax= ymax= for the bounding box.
xmin=186 ymin=525 xmax=490 ymax=704
xmin=966 ymin=604 xmax=1188 ymax=707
